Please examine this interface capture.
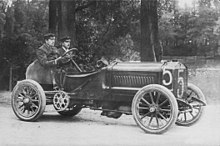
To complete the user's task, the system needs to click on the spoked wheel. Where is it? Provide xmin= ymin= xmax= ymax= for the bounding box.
xmin=52 ymin=91 xmax=82 ymax=117
xmin=176 ymin=83 xmax=206 ymax=126
xmin=11 ymin=79 xmax=46 ymax=121
xmin=132 ymin=84 xmax=178 ymax=134
xmin=57 ymin=105 xmax=82 ymax=117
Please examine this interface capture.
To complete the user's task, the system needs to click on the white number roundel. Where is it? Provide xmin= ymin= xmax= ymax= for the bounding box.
xmin=177 ymin=70 xmax=184 ymax=98
xmin=162 ymin=70 xmax=172 ymax=86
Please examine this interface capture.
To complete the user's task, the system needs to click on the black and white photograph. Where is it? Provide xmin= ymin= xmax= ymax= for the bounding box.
xmin=0 ymin=0 xmax=220 ymax=145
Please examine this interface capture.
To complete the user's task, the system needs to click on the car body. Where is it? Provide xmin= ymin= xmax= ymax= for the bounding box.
xmin=11 ymin=57 xmax=206 ymax=134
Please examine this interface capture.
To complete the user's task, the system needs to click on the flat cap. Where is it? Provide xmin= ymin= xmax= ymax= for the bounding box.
xmin=60 ymin=36 xmax=71 ymax=42
xmin=44 ymin=33 xmax=55 ymax=40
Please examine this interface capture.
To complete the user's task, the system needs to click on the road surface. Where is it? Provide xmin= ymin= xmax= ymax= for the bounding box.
xmin=0 ymin=102 xmax=220 ymax=146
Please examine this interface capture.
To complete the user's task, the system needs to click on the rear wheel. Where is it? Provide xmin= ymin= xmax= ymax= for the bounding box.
xmin=132 ymin=84 xmax=178 ymax=134
xmin=57 ymin=105 xmax=82 ymax=117
xmin=11 ymin=79 xmax=46 ymax=121
xmin=176 ymin=83 xmax=206 ymax=126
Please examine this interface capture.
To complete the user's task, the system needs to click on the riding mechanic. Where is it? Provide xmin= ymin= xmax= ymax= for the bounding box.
xmin=36 ymin=33 xmax=71 ymax=90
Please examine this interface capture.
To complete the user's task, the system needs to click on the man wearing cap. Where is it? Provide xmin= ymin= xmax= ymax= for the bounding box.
xmin=35 ymin=33 xmax=70 ymax=89
xmin=36 ymin=33 xmax=59 ymax=67
xmin=57 ymin=36 xmax=80 ymax=69
xmin=58 ymin=36 xmax=77 ymax=64
xmin=56 ymin=36 xmax=79 ymax=88
xmin=58 ymin=36 xmax=72 ymax=55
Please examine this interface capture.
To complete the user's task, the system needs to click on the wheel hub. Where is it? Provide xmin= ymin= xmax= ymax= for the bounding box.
xmin=149 ymin=104 xmax=158 ymax=113
xmin=23 ymin=98 xmax=30 ymax=104
xmin=150 ymin=107 xmax=156 ymax=112
xmin=53 ymin=91 xmax=70 ymax=111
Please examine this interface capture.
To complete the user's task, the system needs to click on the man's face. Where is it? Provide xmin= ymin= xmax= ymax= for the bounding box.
xmin=62 ymin=39 xmax=71 ymax=49
xmin=45 ymin=37 xmax=55 ymax=46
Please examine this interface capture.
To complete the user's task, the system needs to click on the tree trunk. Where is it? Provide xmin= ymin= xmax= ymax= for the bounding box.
xmin=49 ymin=0 xmax=59 ymax=34
xmin=9 ymin=66 xmax=12 ymax=91
xmin=0 ymin=12 xmax=6 ymax=39
xmin=140 ymin=0 xmax=161 ymax=62
xmin=49 ymin=0 xmax=77 ymax=47
xmin=58 ymin=0 xmax=77 ymax=47
xmin=4 ymin=6 xmax=14 ymax=37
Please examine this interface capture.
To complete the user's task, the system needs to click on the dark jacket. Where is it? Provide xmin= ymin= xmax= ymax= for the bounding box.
xmin=57 ymin=47 xmax=66 ymax=55
xmin=36 ymin=43 xmax=60 ymax=68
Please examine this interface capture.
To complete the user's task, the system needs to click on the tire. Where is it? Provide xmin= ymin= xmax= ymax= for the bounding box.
xmin=176 ymin=83 xmax=206 ymax=126
xmin=11 ymin=79 xmax=46 ymax=121
xmin=132 ymin=84 xmax=178 ymax=134
xmin=57 ymin=106 xmax=82 ymax=117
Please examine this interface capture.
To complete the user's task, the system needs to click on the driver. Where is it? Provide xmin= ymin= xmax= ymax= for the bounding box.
xmin=56 ymin=36 xmax=76 ymax=88
xmin=36 ymin=33 xmax=70 ymax=89
xmin=58 ymin=36 xmax=72 ymax=55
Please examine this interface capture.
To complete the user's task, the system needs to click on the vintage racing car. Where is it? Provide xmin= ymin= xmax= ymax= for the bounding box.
xmin=11 ymin=49 xmax=206 ymax=134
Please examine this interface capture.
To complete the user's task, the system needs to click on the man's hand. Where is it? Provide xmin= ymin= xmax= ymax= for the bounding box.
xmin=55 ymin=48 xmax=77 ymax=66
xmin=65 ymin=52 xmax=74 ymax=59
xmin=55 ymin=56 xmax=71 ymax=65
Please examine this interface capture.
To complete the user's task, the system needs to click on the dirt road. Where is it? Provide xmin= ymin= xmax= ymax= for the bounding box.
xmin=0 ymin=103 xmax=220 ymax=146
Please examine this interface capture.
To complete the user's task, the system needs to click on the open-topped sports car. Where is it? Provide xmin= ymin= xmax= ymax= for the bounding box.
xmin=11 ymin=49 xmax=206 ymax=134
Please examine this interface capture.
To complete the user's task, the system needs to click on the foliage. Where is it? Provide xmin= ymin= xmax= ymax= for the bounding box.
xmin=1 ymin=0 xmax=48 ymax=64
xmin=1 ymin=0 xmax=220 ymax=89
xmin=75 ymin=0 xmax=140 ymax=62
xmin=0 ymin=0 xmax=48 ymax=89
xmin=159 ymin=0 xmax=220 ymax=56
xmin=0 ymin=0 xmax=7 ymax=37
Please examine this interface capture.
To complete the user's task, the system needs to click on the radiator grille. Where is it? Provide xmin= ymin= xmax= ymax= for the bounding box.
xmin=112 ymin=75 xmax=155 ymax=87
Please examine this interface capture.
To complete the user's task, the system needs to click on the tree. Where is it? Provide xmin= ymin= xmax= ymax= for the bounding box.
xmin=74 ymin=0 xmax=141 ymax=70
xmin=0 ymin=0 xmax=7 ymax=38
xmin=0 ymin=11 xmax=6 ymax=38
xmin=140 ymin=0 xmax=161 ymax=62
xmin=49 ymin=0 xmax=77 ymax=47
xmin=0 ymin=0 xmax=48 ymax=90
xmin=59 ymin=0 xmax=76 ymax=46
xmin=157 ymin=0 xmax=220 ymax=57
xmin=49 ymin=0 xmax=58 ymax=34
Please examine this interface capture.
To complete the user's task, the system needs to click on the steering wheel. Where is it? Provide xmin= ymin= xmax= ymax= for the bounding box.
xmin=59 ymin=48 xmax=82 ymax=72
xmin=61 ymin=48 xmax=78 ymax=57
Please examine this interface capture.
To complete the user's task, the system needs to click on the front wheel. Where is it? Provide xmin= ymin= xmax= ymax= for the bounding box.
xmin=176 ymin=83 xmax=206 ymax=126
xmin=11 ymin=79 xmax=46 ymax=121
xmin=132 ymin=84 xmax=178 ymax=134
